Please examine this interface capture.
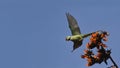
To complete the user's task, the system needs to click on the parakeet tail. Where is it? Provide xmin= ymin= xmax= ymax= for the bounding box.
xmin=82 ymin=32 xmax=95 ymax=38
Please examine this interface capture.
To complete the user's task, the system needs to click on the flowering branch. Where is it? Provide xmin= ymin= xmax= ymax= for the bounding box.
xmin=81 ymin=30 xmax=118 ymax=68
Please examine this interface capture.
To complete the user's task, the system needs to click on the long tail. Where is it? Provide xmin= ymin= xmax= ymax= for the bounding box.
xmin=82 ymin=32 xmax=96 ymax=38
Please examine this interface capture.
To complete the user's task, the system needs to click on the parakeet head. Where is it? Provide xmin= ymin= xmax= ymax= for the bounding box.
xmin=66 ymin=36 xmax=71 ymax=41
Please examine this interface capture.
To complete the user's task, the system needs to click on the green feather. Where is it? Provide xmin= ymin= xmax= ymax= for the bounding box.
xmin=66 ymin=13 xmax=81 ymax=35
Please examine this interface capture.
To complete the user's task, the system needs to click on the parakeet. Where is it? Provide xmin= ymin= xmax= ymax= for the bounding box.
xmin=66 ymin=13 xmax=95 ymax=52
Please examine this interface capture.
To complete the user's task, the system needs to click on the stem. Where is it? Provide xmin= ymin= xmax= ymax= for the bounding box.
xmin=101 ymin=46 xmax=118 ymax=68
xmin=109 ymin=55 xmax=118 ymax=68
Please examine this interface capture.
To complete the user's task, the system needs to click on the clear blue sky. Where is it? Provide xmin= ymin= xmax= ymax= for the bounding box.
xmin=0 ymin=0 xmax=120 ymax=68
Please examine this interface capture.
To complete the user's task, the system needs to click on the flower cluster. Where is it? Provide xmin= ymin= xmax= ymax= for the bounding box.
xmin=81 ymin=31 xmax=111 ymax=66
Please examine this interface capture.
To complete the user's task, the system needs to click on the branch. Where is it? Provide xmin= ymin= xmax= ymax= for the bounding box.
xmin=109 ymin=55 xmax=118 ymax=68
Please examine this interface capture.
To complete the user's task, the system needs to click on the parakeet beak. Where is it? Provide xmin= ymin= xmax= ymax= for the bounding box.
xmin=65 ymin=38 xmax=68 ymax=41
xmin=66 ymin=36 xmax=71 ymax=41
xmin=65 ymin=38 xmax=70 ymax=41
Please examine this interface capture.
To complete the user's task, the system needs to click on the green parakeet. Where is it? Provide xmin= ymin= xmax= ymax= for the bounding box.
xmin=66 ymin=13 xmax=94 ymax=52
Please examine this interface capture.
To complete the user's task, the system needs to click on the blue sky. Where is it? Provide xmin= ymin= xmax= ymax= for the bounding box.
xmin=0 ymin=0 xmax=120 ymax=68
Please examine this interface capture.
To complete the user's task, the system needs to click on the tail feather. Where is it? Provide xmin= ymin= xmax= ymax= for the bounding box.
xmin=82 ymin=32 xmax=96 ymax=38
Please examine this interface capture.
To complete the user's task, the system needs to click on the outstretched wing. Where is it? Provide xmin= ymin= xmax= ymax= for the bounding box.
xmin=66 ymin=13 xmax=81 ymax=35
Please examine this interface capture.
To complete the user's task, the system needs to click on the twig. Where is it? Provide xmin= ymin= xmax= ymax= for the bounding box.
xmin=109 ymin=55 xmax=118 ymax=68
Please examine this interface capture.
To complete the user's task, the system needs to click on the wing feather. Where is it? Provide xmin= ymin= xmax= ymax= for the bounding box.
xmin=72 ymin=40 xmax=83 ymax=52
xmin=66 ymin=13 xmax=81 ymax=35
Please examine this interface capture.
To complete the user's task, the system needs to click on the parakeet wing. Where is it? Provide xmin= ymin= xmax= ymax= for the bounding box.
xmin=72 ymin=40 xmax=83 ymax=52
xmin=66 ymin=13 xmax=81 ymax=35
